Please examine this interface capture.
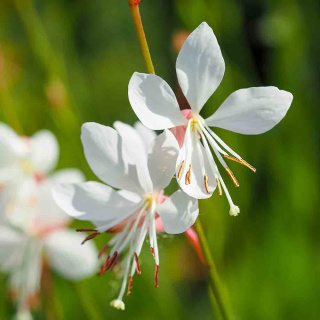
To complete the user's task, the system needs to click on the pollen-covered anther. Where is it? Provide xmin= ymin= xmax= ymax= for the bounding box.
xmin=127 ymin=275 xmax=133 ymax=296
xmin=225 ymin=167 xmax=240 ymax=187
xmin=185 ymin=164 xmax=192 ymax=185
xmin=134 ymin=252 xmax=141 ymax=275
xmin=81 ymin=232 xmax=100 ymax=245
xmin=150 ymin=247 xmax=155 ymax=260
xmin=155 ymin=265 xmax=159 ymax=288
xmin=177 ymin=160 xmax=185 ymax=178
xmin=0 ymin=183 xmax=6 ymax=192
xmin=216 ymin=177 xmax=223 ymax=196
xmin=204 ymin=174 xmax=210 ymax=194
xmin=224 ymin=155 xmax=256 ymax=173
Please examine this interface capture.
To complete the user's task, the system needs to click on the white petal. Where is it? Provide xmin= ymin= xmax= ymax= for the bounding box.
xmin=52 ymin=181 xmax=142 ymax=222
xmin=148 ymin=130 xmax=179 ymax=192
xmin=0 ymin=122 xmax=28 ymax=158
xmin=134 ymin=121 xmax=157 ymax=151
xmin=114 ymin=121 xmax=153 ymax=193
xmin=15 ymin=311 xmax=33 ymax=320
xmin=81 ymin=122 xmax=143 ymax=194
xmin=176 ymin=128 xmax=217 ymax=199
xmin=205 ymin=87 xmax=293 ymax=134
xmin=0 ymin=123 xmax=27 ymax=181
xmin=49 ymin=168 xmax=85 ymax=184
xmin=128 ymin=72 xmax=187 ymax=130
xmin=44 ymin=229 xmax=98 ymax=280
xmin=0 ymin=225 xmax=25 ymax=271
xmin=30 ymin=130 xmax=59 ymax=173
xmin=176 ymin=22 xmax=225 ymax=113
xmin=157 ymin=190 xmax=199 ymax=234
xmin=36 ymin=171 xmax=84 ymax=226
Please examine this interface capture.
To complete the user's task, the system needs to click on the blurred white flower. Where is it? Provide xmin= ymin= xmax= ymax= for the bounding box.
xmin=0 ymin=124 xmax=98 ymax=317
xmin=128 ymin=22 xmax=293 ymax=215
xmin=53 ymin=121 xmax=198 ymax=309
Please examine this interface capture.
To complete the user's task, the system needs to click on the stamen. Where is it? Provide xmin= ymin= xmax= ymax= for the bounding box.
xmin=240 ymin=159 xmax=256 ymax=173
xmin=216 ymin=177 xmax=223 ymax=196
xmin=99 ymin=255 xmax=110 ymax=275
xmin=155 ymin=264 xmax=159 ymax=288
xmin=134 ymin=252 xmax=141 ymax=275
xmin=0 ymin=183 xmax=6 ymax=192
xmin=106 ymin=251 xmax=118 ymax=271
xmin=150 ymin=247 xmax=155 ymax=260
xmin=127 ymin=275 xmax=133 ymax=296
xmin=185 ymin=164 xmax=192 ymax=185
xmin=225 ymin=167 xmax=240 ymax=187
xmin=76 ymin=228 xmax=98 ymax=233
xmin=98 ymin=243 xmax=109 ymax=258
xmin=204 ymin=174 xmax=210 ymax=194
xmin=224 ymin=155 xmax=256 ymax=173
xmin=81 ymin=232 xmax=100 ymax=245
xmin=177 ymin=161 xmax=185 ymax=178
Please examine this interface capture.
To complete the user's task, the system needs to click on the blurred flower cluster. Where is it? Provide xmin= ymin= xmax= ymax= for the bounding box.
xmin=0 ymin=123 xmax=98 ymax=319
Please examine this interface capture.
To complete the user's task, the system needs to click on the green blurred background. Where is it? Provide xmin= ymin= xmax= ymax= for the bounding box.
xmin=1 ymin=0 xmax=319 ymax=319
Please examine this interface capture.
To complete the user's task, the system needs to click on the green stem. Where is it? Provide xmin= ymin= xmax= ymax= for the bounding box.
xmin=0 ymin=51 xmax=23 ymax=134
xmin=74 ymin=282 xmax=104 ymax=320
xmin=128 ymin=0 xmax=155 ymax=74
xmin=194 ymin=218 xmax=232 ymax=320
xmin=127 ymin=1 xmax=232 ymax=319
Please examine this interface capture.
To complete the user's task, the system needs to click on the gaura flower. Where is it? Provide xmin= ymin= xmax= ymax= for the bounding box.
xmin=0 ymin=122 xmax=58 ymax=216
xmin=0 ymin=124 xmax=98 ymax=318
xmin=52 ymin=121 xmax=199 ymax=310
xmin=128 ymin=22 xmax=293 ymax=215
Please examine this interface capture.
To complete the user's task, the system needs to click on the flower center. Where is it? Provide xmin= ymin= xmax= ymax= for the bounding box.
xmin=76 ymin=193 xmax=163 ymax=308
xmin=177 ymin=115 xmax=256 ymax=216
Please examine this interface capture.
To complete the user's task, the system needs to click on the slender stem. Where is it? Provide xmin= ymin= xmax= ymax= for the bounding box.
xmin=194 ymin=218 xmax=232 ymax=320
xmin=0 ymin=50 xmax=23 ymax=134
xmin=74 ymin=282 xmax=104 ymax=320
xmin=41 ymin=258 xmax=60 ymax=320
xmin=127 ymin=2 xmax=232 ymax=319
xmin=128 ymin=0 xmax=155 ymax=74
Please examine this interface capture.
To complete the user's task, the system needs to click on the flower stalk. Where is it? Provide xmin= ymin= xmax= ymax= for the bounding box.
xmin=194 ymin=218 xmax=232 ymax=320
xmin=127 ymin=2 xmax=232 ymax=318
xmin=128 ymin=0 xmax=155 ymax=74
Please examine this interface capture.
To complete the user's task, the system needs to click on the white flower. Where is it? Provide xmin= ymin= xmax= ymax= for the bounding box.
xmin=0 ymin=124 xmax=98 ymax=316
xmin=52 ymin=121 xmax=199 ymax=309
xmin=128 ymin=22 xmax=293 ymax=215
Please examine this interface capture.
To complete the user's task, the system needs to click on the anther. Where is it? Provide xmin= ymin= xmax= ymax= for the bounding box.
xmin=81 ymin=232 xmax=100 ymax=245
xmin=0 ymin=183 xmax=6 ymax=192
xmin=127 ymin=275 xmax=133 ymax=296
xmin=155 ymin=265 xmax=159 ymax=288
xmin=204 ymin=174 xmax=210 ymax=194
xmin=177 ymin=161 xmax=185 ymax=178
xmin=99 ymin=255 xmax=110 ymax=275
xmin=98 ymin=243 xmax=109 ymax=258
xmin=225 ymin=167 xmax=240 ymax=187
xmin=224 ymin=155 xmax=256 ymax=173
xmin=106 ymin=251 xmax=118 ymax=271
xmin=134 ymin=252 xmax=141 ymax=275
xmin=216 ymin=177 xmax=223 ymax=196
xmin=150 ymin=247 xmax=155 ymax=260
xmin=185 ymin=164 xmax=192 ymax=185
xmin=76 ymin=229 xmax=98 ymax=233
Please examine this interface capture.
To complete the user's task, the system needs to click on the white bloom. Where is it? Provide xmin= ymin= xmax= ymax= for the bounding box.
xmin=0 ymin=124 xmax=98 ymax=316
xmin=52 ymin=121 xmax=199 ymax=309
xmin=128 ymin=22 xmax=293 ymax=215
